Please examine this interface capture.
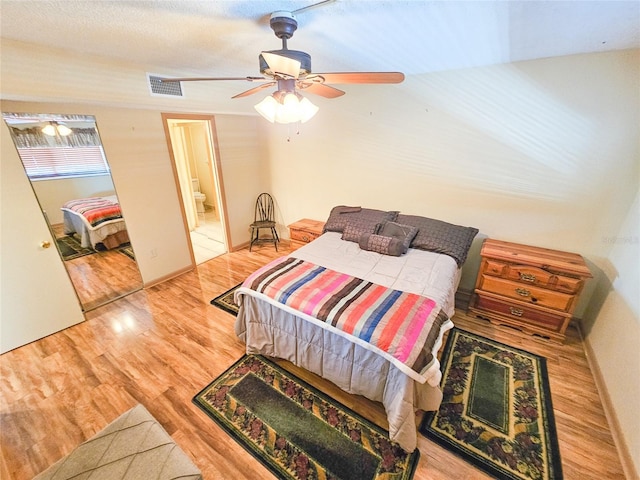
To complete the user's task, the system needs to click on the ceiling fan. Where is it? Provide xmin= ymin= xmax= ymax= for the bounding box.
xmin=161 ymin=3 xmax=404 ymax=123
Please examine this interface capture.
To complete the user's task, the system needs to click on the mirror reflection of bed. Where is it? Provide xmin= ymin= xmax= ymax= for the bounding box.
xmin=3 ymin=112 xmax=144 ymax=311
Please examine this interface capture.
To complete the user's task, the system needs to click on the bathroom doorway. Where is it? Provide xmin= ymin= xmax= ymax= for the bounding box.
xmin=162 ymin=114 xmax=229 ymax=265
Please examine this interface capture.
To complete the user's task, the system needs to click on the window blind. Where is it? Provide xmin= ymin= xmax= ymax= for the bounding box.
xmin=17 ymin=145 xmax=110 ymax=180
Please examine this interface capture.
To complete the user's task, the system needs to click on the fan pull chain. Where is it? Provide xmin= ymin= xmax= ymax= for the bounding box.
xmin=285 ymin=122 xmax=302 ymax=142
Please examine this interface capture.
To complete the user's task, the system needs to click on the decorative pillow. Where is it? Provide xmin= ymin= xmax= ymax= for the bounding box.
xmin=378 ymin=221 xmax=419 ymax=254
xmin=358 ymin=233 xmax=405 ymax=257
xmin=341 ymin=222 xmax=377 ymax=243
xmin=395 ymin=214 xmax=479 ymax=266
xmin=323 ymin=205 xmax=398 ymax=234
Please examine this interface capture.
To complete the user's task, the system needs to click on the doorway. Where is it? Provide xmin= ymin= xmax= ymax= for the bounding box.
xmin=162 ymin=114 xmax=229 ymax=265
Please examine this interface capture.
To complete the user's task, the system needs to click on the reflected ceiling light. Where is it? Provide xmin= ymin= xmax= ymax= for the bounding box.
xmin=254 ymin=90 xmax=319 ymax=124
xmin=42 ymin=121 xmax=72 ymax=136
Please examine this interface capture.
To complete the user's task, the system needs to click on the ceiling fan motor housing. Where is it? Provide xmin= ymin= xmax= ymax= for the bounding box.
xmin=259 ymin=49 xmax=312 ymax=77
xmin=270 ymin=11 xmax=298 ymax=39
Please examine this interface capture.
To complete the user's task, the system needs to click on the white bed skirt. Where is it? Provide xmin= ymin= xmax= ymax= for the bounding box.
xmin=235 ymin=294 xmax=452 ymax=452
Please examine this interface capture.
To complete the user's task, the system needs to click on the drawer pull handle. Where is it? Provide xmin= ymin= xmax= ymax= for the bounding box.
xmin=515 ymin=287 xmax=531 ymax=297
xmin=509 ymin=307 xmax=524 ymax=317
xmin=519 ymin=273 xmax=536 ymax=282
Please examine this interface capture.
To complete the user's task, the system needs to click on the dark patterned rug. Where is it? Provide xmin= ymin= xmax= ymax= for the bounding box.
xmin=210 ymin=283 xmax=241 ymax=315
xmin=56 ymin=235 xmax=135 ymax=262
xmin=194 ymin=354 xmax=419 ymax=480
xmin=118 ymin=244 xmax=135 ymax=261
xmin=56 ymin=235 xmax=95 ymax=261
xmin=420 ymin=328 xmax=562 ymax=480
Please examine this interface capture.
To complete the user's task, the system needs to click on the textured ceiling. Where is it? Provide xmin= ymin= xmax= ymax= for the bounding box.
xmin=1 ymin=0 xmax=639 ymax=79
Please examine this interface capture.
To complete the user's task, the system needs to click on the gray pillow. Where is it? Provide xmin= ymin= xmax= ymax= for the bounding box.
xmin=395 ymin=214 xmax=479 ymax=266
xmin=378 ymin=221 xmax=419 ymax=254
xmin=324 ymin=206 xmax=398 ymax=234
xmin=358 ymin=233 xmax=405 ymax=256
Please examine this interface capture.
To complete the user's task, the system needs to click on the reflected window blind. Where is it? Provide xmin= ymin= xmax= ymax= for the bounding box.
xmin=17 ymin=146 xmax=110 ymax=180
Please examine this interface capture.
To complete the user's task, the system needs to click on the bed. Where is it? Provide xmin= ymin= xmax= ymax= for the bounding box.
xmin=234 ymin=206 xmax=478 ymax=452
xmin=61 ymin=195 xmax=129 ymax=250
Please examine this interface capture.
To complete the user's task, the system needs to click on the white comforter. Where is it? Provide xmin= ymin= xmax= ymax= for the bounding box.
xmin=291 ymin=232 xmax=460 ymax=319
xmin=234 ymin=232 xmax=461 ymax=452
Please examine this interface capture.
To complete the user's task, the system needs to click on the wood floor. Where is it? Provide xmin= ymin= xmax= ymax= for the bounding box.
xmin=0 ymin=242 xmax=625 ymax=479
xmin=51 ymin=223 xmax=144 ymax=311
xmin=63 ymin=246 xmax=143 ymax=311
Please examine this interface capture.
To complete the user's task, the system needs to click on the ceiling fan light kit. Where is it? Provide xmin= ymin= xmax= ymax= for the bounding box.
xmin=42 ymin=121 xmax=72 ymax=136
xmin=254 ymin=91 xmax=319 ymax=124
xmin=161 ymin=3 xmax=404 ymax=126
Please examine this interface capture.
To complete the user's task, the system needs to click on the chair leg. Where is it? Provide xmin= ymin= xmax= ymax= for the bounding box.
xmin=249 ymin=227 xmax=256 ymax=252
xmin=249 ymin=226 xmax=279 ymax=252
xmin=272 ymin=227 xmax=278 ymax=251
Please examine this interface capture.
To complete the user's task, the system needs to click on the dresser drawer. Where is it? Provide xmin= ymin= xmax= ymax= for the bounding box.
xmin=479 ymin=275 xmax=574 ymax=311
xmin=290 ymin=228 xmax=320 ymax=243
xmin=473 ymin=294 xmax=567 ymax=332
xmin=483 ymin=260 xmax=583 ymax=294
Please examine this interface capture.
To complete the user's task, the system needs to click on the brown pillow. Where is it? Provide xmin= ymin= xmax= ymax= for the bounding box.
xmin=358 ymin=233 xmax=405 ymax=256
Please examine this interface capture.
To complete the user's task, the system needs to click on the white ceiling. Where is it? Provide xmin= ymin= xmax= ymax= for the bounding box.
xmin=1 ymin=0 xmax=639 ymax=79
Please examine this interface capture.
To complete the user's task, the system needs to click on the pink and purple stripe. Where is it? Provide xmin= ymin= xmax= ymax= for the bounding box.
xmin=242 ymin=257 xmax=441 ymax=369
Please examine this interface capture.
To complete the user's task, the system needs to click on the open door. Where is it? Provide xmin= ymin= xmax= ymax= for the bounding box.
xmin=161 ymin=114 xmax=231 ymax=265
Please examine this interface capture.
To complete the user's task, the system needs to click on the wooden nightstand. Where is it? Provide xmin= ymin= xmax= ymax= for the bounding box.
xmin=468 ymin=239 xmax=592 ymax=343
xmin=288 ymin=219 xmax=325 ymax=247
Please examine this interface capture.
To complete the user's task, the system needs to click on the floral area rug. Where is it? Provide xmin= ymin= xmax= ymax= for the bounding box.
xmin=193 ymin=354 xmax=419 ymax=480
xmin=118 ymin=244 xmax=135 ymax=261
xmin=420 ymin=328 xmax=562 ymax=480
xmin=210 ymin=283 xmax=241 ymax=315
xmin=56 ymin=234 xmax=95 ymax=260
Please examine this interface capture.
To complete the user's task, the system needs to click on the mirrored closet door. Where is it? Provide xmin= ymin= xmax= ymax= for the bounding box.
xmin=2 ymin=112 xmax=143 ymax=311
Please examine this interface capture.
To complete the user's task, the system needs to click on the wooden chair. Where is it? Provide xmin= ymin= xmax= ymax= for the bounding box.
xmin=249 ymin=193 xmax=279 ymax=251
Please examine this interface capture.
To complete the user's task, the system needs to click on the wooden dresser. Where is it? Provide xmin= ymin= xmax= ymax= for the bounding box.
xmin=468 ymin=239 xmax=592 ymax=343
xmin=288 ymin=219 xmax=325 ymax=247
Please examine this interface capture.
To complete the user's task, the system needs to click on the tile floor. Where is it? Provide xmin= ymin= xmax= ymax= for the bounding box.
xmin=190 ymin=210 xmax=226 ymax=264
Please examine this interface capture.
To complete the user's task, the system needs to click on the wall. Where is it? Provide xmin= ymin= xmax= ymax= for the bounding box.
xmin=2 ymin=100 xmax=197 ymax=285
xmin=582 ymin=188 xmax=639 ymax=477
xmin=30 ymin=174 xmax=115 ymax=225
xmin=264 ymin=49 xmax=639 ymax=303
xmin=214 ymin=115 xmax=269 ymax=247
xmin=262 ymin=49 xmax=640 ymax=474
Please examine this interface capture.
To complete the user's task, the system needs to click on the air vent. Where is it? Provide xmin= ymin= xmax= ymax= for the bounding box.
xmin=147 ymin=74 xmax=183 ymax=97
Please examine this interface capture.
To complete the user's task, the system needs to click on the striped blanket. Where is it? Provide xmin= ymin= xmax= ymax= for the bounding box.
xmin=62 ymin=197 xmax=122 ymax=228
xmin=241 ymin=256 xmax=447 ymax=381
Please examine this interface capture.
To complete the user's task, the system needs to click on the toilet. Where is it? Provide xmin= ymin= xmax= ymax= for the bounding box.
xmin=191 ymin=178 xmax=206 ymax=213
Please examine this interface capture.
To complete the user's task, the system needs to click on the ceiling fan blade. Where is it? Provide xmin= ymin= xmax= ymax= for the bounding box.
xmin=292 ymin=0 xmax=336 ymax=15
xmin=160 ymin=76 xmax=266 ymax=83
xmin=299 ymin=82 xmax=345 ymax=98
xmin=306 ymin=72 xmax=405 ymax=84
xmin=260 ymin=52 xmax=301 ymax=79
xmin=232 ymin=82 xmax=276 ymax=99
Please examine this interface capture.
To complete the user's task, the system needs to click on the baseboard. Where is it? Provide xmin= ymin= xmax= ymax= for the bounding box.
xmin=144 ymin=265 xmax=193 ymax=288
xmin=231 ymin=241 xmax=250 ymax=252
xmin=578 ymin=322 xmax=638 ymax=480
